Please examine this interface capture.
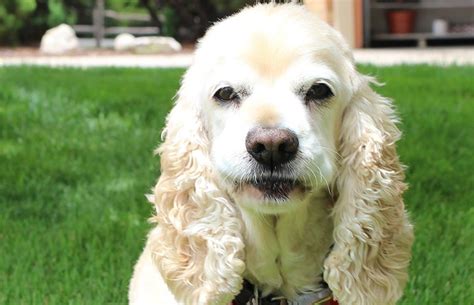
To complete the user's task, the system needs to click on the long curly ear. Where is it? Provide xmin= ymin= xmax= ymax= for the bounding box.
xmin=148 ymin=71 xmax=245 ymax=305
xmin=324 ymin=75 xmax=414 ymax=305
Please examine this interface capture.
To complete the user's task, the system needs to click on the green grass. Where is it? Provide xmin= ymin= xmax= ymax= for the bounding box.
xmin=0 ymin=65 xmax=472 ymax=305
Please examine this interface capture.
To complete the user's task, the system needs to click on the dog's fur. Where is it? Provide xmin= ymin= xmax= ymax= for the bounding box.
xmin=129 ymin=3 xmax=414 ymax=305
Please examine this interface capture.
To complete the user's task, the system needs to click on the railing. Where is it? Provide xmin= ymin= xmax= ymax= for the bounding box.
xmin=73 ymin=0 xmax=159 ymax=47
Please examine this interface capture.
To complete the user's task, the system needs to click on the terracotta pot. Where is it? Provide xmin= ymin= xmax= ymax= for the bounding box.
xmin=386 ymin=10 xmax=416 ymax=34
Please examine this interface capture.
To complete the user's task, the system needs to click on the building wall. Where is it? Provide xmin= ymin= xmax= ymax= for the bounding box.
xmin=304 ymin=0 xmax=363 ymax=48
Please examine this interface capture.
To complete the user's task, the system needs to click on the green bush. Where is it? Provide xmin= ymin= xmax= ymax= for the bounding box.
xmin=141 ymin=0 xmax=252 ymax=41
xmin=46 ymin=0 xmax=77 ymax=28
xmin=0 ymin=0 xmax=250 ymax=45
xmin=0 ymin=0 xmax=93 ymax=45
xmin=0 ymin=0 xmax=37 ymax=43
xmin=0 ymin=0 xmax=152 ymax=45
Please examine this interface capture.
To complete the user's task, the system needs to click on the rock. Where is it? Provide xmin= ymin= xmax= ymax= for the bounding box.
xmin=113 ymin=35 xmax=182 ymax=53
xmin=113 ymin=33 xmax=136 ymax=51
xmin=40 ymin=24 xmax=79 ymax=55
xmin=133 ymin=36 xmax=182 ymax=54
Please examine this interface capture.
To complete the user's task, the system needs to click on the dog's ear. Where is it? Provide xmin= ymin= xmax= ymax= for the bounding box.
xmin=324 ymin=74 xmax=414 ymax=305
xmin=149 ymin=69 xmax=245 ymax=305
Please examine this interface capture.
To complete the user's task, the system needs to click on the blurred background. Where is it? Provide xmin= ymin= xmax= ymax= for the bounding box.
xmin=1 ymin=0 xmax=473 ymax=55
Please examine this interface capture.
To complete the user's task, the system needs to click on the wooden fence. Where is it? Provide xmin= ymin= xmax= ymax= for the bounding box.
xmin=73 ymin=0 xmax=159 ymax=47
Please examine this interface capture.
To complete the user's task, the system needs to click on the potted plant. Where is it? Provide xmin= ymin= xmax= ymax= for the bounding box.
xmin=384 ymin=0 xmax=418 ymax=34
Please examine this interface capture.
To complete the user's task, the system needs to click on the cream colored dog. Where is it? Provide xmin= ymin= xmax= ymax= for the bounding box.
xmin=129 ymin=3 xmax=413 ymax=305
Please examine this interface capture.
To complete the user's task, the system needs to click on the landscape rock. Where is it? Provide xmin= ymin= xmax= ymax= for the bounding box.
xmin=113 ymin=34 xmax=182 ymax=53
xmin=40 ymin=24 xmax=79 ymax=55
xmin=133 ymin=37 xmax=182 ymax=54
xmin=113 ymin=33 xmax=136 ymax=51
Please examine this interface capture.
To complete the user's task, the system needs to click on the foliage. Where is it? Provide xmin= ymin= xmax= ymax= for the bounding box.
xmin=0 ymin=0 xmax=148 ymax=44
xmin=0 ymin=0 xmax=90 ymax=44
xmin=0 ymin=0 xmax=253 ymax=44
xmin=0 ymin=0 xmax=37 ymax=43
xmin=46 ymin=0 xmax=77 ymax=28
xmin=0 ymin=65 xmax=473 ymax=304
xmin=141 ymin=0 xmax=252 ymax=41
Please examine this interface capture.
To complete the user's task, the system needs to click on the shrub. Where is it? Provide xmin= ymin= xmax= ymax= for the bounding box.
xmin=0 ymin=0 xmax=93 ymax=45
xmin=141 ymin=0 xmax=251 ymax=41
xmin=0 ymin=0 xmax=37 ymax=44
xmin=0 ymin=0 xmax=251 ymax=45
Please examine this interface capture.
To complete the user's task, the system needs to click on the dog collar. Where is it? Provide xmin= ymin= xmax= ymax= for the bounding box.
xmin=232 ymin=279 xmax=338 ymax=305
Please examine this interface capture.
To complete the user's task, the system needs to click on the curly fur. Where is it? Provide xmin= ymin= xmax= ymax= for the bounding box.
xmin=147 ymin=77 xmax=246 ymax=305
xmin=323 ymin=76 xmax=414 ymax=305
xmin=129 ymin=3 xmax=413 ymax=305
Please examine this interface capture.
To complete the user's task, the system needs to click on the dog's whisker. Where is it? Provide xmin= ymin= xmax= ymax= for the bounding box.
xmin=316 ymin=164 xmax=333 ymax=198
xmin=318 ymin=145 xmax=342 ymax=159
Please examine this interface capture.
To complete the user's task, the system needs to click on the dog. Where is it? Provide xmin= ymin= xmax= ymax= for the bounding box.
xmin=129 ymin=3 xmax=413 ymax=305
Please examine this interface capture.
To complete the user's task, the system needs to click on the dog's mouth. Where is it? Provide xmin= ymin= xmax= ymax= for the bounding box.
xmin=237 ymin=177 xmax=306 ymax=201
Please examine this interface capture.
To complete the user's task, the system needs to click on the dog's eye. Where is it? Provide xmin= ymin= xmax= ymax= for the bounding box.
xmin=214 ymin=86 xmax=239 ymax=103
xmin=305 ymin=83 xmax=333 ymax=103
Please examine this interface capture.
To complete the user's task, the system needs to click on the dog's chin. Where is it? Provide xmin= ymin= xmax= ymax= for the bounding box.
xmin=249 ymin=178 xmax=303 ymax=200
xmin=233 ymin=178 xmax=309 ymax=212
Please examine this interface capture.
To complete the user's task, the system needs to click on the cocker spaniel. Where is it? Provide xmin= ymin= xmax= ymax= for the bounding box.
xmin=129 ymin=3 xmax=413 ymax=305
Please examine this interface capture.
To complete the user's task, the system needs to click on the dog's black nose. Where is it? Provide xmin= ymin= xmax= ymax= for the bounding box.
xmin=246 ymin=127 xmax=299 ymax=168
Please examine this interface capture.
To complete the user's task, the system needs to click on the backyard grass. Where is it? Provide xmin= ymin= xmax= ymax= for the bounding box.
xmin=0 ymin=65 xmax=473 ymax=305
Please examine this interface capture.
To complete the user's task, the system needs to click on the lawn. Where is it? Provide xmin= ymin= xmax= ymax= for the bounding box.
xmin=0 ymin=65 xmax=472 ymax=305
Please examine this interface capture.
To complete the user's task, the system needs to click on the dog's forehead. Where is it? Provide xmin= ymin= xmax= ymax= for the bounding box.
xmin=241 ymin=31 xmax=301 ymax=79
xmin=198 ymin=4 xmax=343 ymax=79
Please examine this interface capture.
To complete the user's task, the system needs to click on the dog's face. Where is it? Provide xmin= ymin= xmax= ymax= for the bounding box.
xmin=184 ymin=4 xmax=355 ymax=213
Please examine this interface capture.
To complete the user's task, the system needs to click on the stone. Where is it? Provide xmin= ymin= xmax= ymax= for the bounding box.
xmin=133 ymin=36 xmax=182 ymax=54
xmin=40 ymin=24 xmax=79 ymax=55
xmin=113 ymin=33 xmax=136 ymax=51
xmin=113 ymin=34 xmax=182 ymax=53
